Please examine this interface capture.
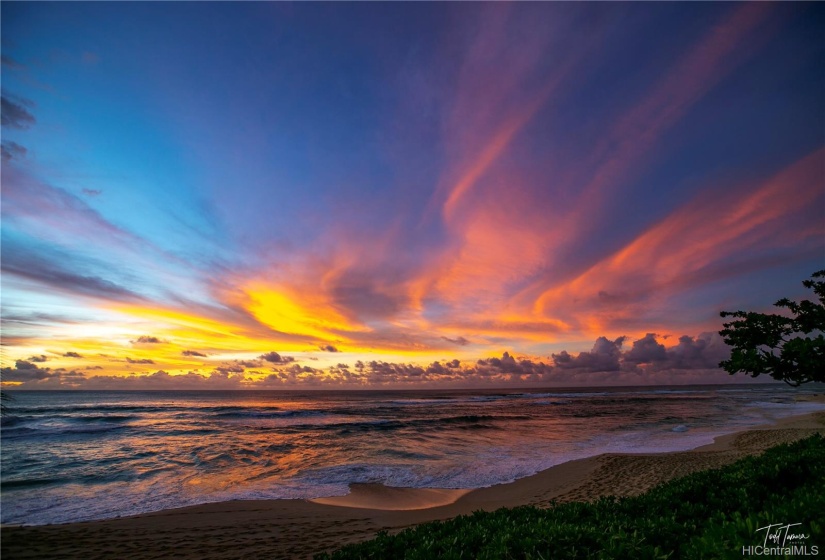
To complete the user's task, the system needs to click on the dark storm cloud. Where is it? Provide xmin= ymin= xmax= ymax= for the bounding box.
xmin=63 ymin=351 xmax=83 ymax=358
xmin=1 ymin=95 xmax=35 ymax=129
xmin=319 ymin=344 xmax=339 ymax=352
xmin=182 ymin=350 xmax=208 ymax=357
xmin=27 ymin=354 xmax=48 ymax=362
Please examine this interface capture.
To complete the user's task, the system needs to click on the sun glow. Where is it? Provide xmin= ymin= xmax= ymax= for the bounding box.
xmin=244 ymin=284 xmax=367 ymax=341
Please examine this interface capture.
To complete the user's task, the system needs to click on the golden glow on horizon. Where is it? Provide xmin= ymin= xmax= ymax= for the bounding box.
xmin=111 ymin=305 xmax=240 ymax=338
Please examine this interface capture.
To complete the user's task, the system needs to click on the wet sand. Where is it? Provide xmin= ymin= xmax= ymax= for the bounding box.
xmin=3 ymin=409 xmax=824 ymax=560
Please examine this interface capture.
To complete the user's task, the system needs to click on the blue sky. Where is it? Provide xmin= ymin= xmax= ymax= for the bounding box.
xmin=1 ymin=2 xmax=823 ymax=388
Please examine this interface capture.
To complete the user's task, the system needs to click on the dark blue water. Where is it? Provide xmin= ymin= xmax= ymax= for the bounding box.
xmin=2 ymin=384 xmax=823 ymax=525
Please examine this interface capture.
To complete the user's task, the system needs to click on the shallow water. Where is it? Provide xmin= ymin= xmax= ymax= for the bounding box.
xmin=2 ymin=384 xmax=823 ymax=525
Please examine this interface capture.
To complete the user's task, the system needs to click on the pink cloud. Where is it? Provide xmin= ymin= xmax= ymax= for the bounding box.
xmin=532 ymin=148 xmax=825 ymax=335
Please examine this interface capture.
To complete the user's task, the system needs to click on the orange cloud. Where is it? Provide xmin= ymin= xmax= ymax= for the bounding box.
xmin=407 ymin=4 xmax=778 ymax=346
xmin=532 ymin=148 xmax=825 ymax=335
xmin=440 ymin=82 xmax=560 ymax=223
xmin=242 ymin=283 xmax=366 ymax=342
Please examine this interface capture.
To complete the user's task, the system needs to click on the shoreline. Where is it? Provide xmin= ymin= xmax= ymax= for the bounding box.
xmin=3 ymin=409 xmax=824 ymax=559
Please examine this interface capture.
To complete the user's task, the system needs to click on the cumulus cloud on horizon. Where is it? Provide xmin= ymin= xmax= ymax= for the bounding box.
xmin=1 ymin=332 xmax=739 ymax=390
xmin=552 ymin=336 xmax=627 ymax=373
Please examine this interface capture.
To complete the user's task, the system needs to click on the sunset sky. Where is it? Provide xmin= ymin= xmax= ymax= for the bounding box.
xmin=1 ymin=2 xmax=823 ymax=389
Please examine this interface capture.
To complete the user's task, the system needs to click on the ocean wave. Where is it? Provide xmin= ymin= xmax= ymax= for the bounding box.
xmin=387 ymin=398 xmax=462 ymax=406
xmin=330 ymin=414 xmax=532 ymax=435
xmin=8 ymin=404 xmax=184 ymax=415
xmin=2 ymin=477 xmax=68 ymax=490
xmin=1 ymin=414 xmax=137 ymax=434
xmin=0 ymin=415 xmax=24 ymax=427
xmin=4 ymin=386 xmax=822 ymax=526
xmin=213 ymin=409 xmax=325 ymax=419
xmin=1 ymin=424 xmax=130 ymax=439
xmin=157 ymin=427 xmax=221 ymax=436
xmin=73 ymin=415 xmax=137 ymax=423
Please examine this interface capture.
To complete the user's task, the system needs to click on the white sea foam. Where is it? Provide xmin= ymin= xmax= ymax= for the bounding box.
xmin=2 ymin=385 xmax=823 ymax=525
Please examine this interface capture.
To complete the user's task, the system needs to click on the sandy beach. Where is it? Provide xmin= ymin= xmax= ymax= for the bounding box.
xmin=3 ymin=410 xmax=824 ymax=560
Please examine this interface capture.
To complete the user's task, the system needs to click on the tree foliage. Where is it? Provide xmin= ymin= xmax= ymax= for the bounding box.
xmin=719 ymin=270 xmax=825 ymax=386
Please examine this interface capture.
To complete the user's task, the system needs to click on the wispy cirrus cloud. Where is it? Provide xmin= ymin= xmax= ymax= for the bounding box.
xmin=531 ymin=148 xmax=825 ymax=336
xmin=1 ymin=141 xmax=27 ymax=162
xmin=0 ymin=94 xmax=35 ymax=129
xmin=1 ymin=241 xmax=144 ymax=302
xmin=354 ymin=3 xmax=783 ymax=350
xmin=1 ymin=4 xmax=820 ymax=385
xmin=423 ymin=3 xmax=777 ymax=320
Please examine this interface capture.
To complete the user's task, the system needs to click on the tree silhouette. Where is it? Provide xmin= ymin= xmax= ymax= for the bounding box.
xmin=719 ymin=270 xmax=825 ymax=386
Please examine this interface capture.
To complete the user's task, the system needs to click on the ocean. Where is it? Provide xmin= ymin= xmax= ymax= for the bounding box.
xmin=1 ymin=384 xmax=823 ymax=526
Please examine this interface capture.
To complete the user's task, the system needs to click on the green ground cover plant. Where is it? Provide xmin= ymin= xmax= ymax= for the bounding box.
xmin=316 ymin=435 xmax=825 ymax=560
